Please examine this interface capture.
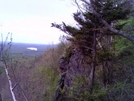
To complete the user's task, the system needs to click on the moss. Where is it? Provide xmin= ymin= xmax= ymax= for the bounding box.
xmin=65 ymin=75 xmax=108 ymax=101
xmin=97 ymin=50 xmax=114 ymax=63
xmin=63 ymin=46 xmax=73 ymax=60
xmin=59 ymin=88 xmax=66 ymax=94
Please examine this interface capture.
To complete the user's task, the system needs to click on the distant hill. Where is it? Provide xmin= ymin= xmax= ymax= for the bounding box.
xmin=8 ymin=43 xmax=56 ymax=57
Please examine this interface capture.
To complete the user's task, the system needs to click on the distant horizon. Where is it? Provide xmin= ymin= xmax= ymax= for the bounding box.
xmin=11 ymin=42 xmax=59 ymax=45
xmin=0 ymin=41 xmax=59 ymax=46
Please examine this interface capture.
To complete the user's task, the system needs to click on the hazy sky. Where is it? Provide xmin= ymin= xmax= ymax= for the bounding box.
xmin=0 ymin=0 xmax=77 ymax=44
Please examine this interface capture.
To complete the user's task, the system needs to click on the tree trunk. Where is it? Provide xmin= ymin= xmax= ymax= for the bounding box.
xmin=0 ymin=93 xmax=2 ymax=101
xmin=3 ymin=60 xmax=17 ymax=101
xmin=0 ymin=33 xmax=17 ymax=101
xmin=89 ymin=31 xmax=97 ymax=94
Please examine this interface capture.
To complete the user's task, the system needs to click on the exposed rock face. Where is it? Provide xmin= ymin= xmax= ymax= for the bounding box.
xmin=55 ymin=48 xmax=91 ymax=101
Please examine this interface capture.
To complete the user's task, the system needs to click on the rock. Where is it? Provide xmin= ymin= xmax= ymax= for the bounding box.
xmin=54 ymin=48 xmax=90 ymax=101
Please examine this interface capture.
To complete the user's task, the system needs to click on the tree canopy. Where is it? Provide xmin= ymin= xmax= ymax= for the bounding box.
xmin=52 ymin=0 xmax=134 ymax=100
xmin=52 ymin=0 xmax=134 ymax=44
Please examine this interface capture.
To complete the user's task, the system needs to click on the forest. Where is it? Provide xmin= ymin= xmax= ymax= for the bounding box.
xmin=0 ymin=0 xmax=134 ymax=101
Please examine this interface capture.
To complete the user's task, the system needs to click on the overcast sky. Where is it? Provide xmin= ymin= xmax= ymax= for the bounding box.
xmin=0 ymin=0 xmax=77 ymax=44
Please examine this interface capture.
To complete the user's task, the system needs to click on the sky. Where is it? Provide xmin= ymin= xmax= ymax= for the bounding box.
xmin=0 ymin=0 xmax=77 ymax=44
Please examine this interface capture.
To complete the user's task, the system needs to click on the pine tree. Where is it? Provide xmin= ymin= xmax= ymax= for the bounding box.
xmin=52 ymin=0 xmax=133 ymax=48
xmin=52 ymin=0 xmax=134 ymax=98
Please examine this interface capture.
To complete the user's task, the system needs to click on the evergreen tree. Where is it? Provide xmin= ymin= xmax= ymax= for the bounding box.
xmin=52 ymin=0 xmax=134 ymax=99
xmin=52 ymin=0 xmax=133 ymax=48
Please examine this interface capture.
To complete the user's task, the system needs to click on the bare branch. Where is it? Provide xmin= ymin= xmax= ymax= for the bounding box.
xmin=0 ymin=33 xmax=17 ymax=101
xmin=12 ymin=82 xmax=19 ymax=91
xmin=74 ymin=0 xmax=84 ymax=13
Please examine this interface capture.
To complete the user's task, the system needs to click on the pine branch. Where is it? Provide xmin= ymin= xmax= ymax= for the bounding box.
xmin=89 ymin=0 xmax=134 ymax=44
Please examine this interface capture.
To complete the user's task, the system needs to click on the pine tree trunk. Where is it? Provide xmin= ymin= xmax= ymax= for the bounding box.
xmin=0 ymin=93 xmax=2 ymax=101
xmin=89 ymin=31 xmax=96 ymax=94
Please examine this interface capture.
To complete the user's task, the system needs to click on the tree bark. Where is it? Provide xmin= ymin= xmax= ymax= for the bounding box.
xmin=3 ymin=63 xmax=17 ymax=101
xmin=0 ymin=93 xmax=2 ymax=101
xmin=89 ymin=31 xmax=96 ymax=94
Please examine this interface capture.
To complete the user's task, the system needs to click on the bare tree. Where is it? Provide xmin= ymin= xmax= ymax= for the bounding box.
xmin=0 ymin=33 xmax=17 ymax=101
xmin=0 ymin=33 xmax=29 ymax=101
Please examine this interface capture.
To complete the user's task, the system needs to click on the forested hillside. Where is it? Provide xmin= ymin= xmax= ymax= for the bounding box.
xmin=0 ymin=42 xmax=67 ymax=101
xmin=0 ymin=0 xmax=134 ymax=101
